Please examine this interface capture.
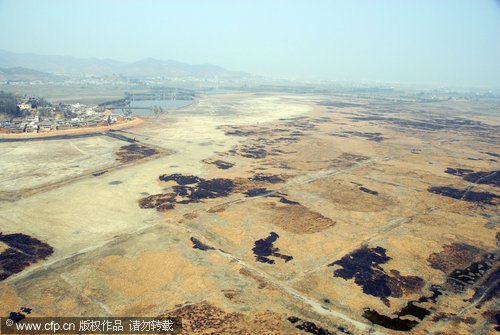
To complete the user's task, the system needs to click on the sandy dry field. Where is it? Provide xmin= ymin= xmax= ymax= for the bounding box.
xmin=0 ymin=92 xmax=499 ymax=334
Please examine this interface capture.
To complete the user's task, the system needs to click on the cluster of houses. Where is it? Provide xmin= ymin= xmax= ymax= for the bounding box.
xmin=0 ymin=99 xmax=130 ymax=134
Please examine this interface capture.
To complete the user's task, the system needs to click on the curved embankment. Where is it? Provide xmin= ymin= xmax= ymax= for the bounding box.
xmin=0 ymin=117 xmax=145 ymax=140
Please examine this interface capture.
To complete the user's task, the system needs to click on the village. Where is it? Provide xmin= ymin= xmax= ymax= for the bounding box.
xmin=0 ymin=96 xmax=132 ymax=134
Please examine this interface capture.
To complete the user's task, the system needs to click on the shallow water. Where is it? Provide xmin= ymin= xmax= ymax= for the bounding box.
xmin=113 ymin=99 xmax=193 ymax=115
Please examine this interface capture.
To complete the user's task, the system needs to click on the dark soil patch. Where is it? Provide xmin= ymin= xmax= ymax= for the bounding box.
xmin=115 ymin=143 xmax=159 ymax=163
xmin=0 ymin=233 xmax=54 ymax=281
xmin=359 ymin=187 xmax=378 ymax=195
xmin=190 ymin=237 xmax=215 ymax=251
xmin=427 ymin=186 xmax=499 ymax=205
xmin=329 ymin=245 xmax=424 ymax=306
xmin=252 ymin=232 xmax=293 ymax=264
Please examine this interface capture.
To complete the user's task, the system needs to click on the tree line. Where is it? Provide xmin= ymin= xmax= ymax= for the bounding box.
xmin=0 ymin=91 xmax=52 ymax=118
xmin=0 ymin=91 xmax=21 ymax=117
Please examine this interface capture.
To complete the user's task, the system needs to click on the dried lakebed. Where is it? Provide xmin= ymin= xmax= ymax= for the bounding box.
xmin=1 ymin=93 xmax=499 ymax=334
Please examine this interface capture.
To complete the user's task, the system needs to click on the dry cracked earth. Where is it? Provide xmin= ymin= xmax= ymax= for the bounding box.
xmin=0 ymin=92 xmax=499 ymax=334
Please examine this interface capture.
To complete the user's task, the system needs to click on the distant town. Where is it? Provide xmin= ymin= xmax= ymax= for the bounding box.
xmin=0 ymin=93 xmax=132 ymax=134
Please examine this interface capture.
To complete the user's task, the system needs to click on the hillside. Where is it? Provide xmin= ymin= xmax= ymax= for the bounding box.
xmin=0 ymin=66 xmax=54 ymax=81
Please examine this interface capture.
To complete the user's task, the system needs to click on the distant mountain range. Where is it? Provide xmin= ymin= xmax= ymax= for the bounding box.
xmin=0 ymin=66 xmax=53 ymax=80
xmin=0 ymin=49 xmax=249 ymax=79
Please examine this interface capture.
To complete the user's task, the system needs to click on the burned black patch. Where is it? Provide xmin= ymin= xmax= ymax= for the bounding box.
xmin=446 ymin=253 xmax=499 ymax=292
xmin=359 ymin=187 xmax=378 ymax=195
xmin=20 ymin=307 xmax=32 ymax=314
xmin=363 ymin=250 xmax=499 ymax=331
xmin=362 ymin=285 xmax=442 ymax=331
xmin=197 ymin=179 xmax=234 ymax=197
xmin=318 ymin=101 xmax=363 ymax=108
xmin=482 ymin=311 xmax=500 ymax=332
xmin=139 ymin=175 xmax=235 ymax=211
xmin=341 ymin=131 xmax=384 ymax=142
xmin=427 ymin=186 xmax=499 ymax=205
xmin=328 ymin=245 xmax=424 ymax=305
xmin=469 ymin=267 xmax=500 ymax=308
xmin=190 ymin=237 xmax=214 ymax=251
xmin=249 ymin=173 xmax=284 ymax=184
xmin=8 ymin=312 xmax=26 ymax=323
xmin=363 ymin=309 xmax=418 ymax=331
xmin=173 ymin=179 xmax=234 ymax=201
xmin=481 ymin=152 xmax=500 ymax=158
xmin=159 ymin=174 xmax=200 ymax=185
xmin=266 ymin=194 xmax=301 ymax=205
xmin=444 ymin=168 xmax=474 ymax=176
xmin=0 ymin=233 xmax=54 ymax=281
xmin=244 ymin=188 xmax=271 ymax=197
xmin=286 ymin=316 xmax=340 ymax=335
xmin=209 ymin=160 xmax=234 ymax=170
xmin=252 ymin=232 xmax=293 ymax=264
xmin=280 ymin=117 xmax=317 ymax=131
xmin=138 ymin=193 xmax=177 ymax=210
xmin=278 ymin=197 xmax=300 ymax=205
xmin=349 ymin=115 xmax=495 ymax=133
xmin=240 ymin=147 xmax=269 ymax=159
xmin=224 ymin=129 xmax=258 ymax=137
xmin=445 ymin=168 xmax=500 ymax=187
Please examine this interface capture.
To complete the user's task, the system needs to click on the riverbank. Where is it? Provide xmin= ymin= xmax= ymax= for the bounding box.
xmin=0 ymin=117 xmax=145 ymax=140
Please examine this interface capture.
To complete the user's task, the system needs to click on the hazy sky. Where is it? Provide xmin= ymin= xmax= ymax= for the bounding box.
xmin=0 ymin=0 xmax=499 ymax=87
